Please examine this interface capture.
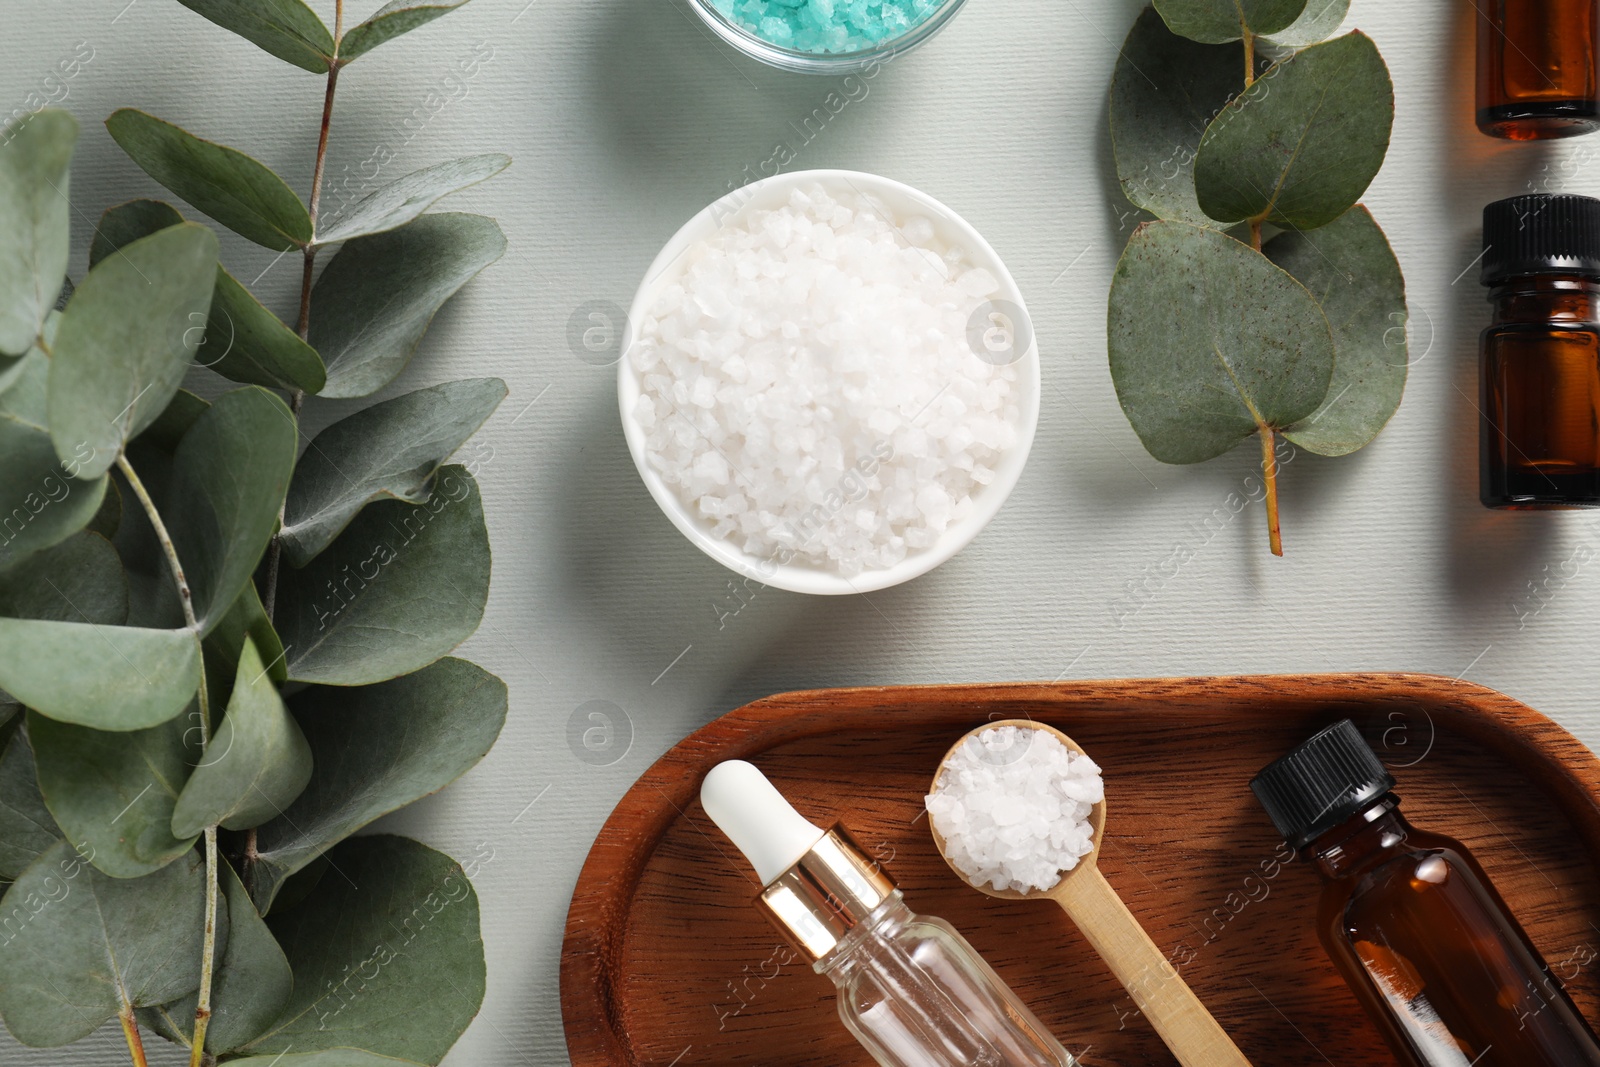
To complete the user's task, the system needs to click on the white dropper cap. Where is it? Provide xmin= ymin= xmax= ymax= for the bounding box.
xmin=701 ymin=760 xmax=826 ymax=885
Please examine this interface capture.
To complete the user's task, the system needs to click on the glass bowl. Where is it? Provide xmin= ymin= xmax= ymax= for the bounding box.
xmin=683 ymin=0 xmax=971 ymax=74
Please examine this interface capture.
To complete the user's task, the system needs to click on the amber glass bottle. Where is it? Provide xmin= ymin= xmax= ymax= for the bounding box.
xmin=1252 ymin=721 xmax=1600 ymax=1067
xmin=1480 ymin=195 xmax=1600 ymax=509
xmin=1478 ymin=0 xmax=1600 ymax=139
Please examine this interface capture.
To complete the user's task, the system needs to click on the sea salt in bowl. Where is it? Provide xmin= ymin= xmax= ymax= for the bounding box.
xmin=684 ymin=0 xmax=970 ymax=74
xmin=619 ymin=170 xmax=1040 ymax=596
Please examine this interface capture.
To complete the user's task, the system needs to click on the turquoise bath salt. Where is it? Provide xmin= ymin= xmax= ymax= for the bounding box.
xmin=713 ymin=0 xmax=941 ymax=54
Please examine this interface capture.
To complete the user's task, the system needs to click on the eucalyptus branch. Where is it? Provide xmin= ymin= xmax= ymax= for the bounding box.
xmin=264 ymin=0 xmax=341 ymax=625
xmin=114 ymin=454 xmax=219 ymax=1067
xmin=1107 ymin=12 xmax=1402 ymax=555
xmin=0 ymin=3 xmax=504 ymax=1061
xmin=188 ymin=827 xmax=219 ymax=1067
xmin=119 ymin=1006 xmax=150 ymax=1067
xmin=1258 ymin=428 xmax=1283 ymax=556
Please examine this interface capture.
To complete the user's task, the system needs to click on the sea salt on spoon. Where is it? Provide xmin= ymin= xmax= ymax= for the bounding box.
xmin=927 ymin=719 xmax=1252 ymax=1067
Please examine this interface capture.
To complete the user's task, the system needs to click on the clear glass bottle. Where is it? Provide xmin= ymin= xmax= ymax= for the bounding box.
xmin=1479 ymin=194 xmax=1600 ymax=508
xmin=817 ymin=892 xmax=1068 ymax=1067
xmin=701 ymin=760 xmax=1074 ymax=1067
xmin=1477 ymin=0 xmax=1600 ymax=139
xmin=1253 ymin=721 xmax=1600 ymax=1067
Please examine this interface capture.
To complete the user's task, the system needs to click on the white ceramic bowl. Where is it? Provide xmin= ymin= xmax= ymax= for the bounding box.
xmin=618 ymin=169 xmax=1040 ymax=595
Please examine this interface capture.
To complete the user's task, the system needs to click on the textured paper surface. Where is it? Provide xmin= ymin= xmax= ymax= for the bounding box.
xmin=4 ymin=1 xmax=1599 ymax=1064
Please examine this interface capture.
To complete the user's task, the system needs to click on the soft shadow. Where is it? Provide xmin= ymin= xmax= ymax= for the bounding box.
xmin=549 ymin=386 xmax=834 ymax=696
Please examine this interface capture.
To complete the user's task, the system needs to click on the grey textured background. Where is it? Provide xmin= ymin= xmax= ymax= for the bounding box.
xmin=5 ymin=1 xmax=1600 ymax=1064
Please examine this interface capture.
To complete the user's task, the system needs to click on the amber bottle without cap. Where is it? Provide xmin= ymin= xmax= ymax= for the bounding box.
xmin=1252 ymin=720 xmax=1600 ymax=1067
xmin=1480 ymin=194 xmax=1600 ymax=509
xmin=1477 ymin=0 xmax=1600 ymax=139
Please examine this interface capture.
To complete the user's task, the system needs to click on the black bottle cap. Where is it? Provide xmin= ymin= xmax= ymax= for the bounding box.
xmin=1250 ymin=720 xmax=1396 ymax=849
xmin=1482 ymin=194 xmax=1600 ymax=286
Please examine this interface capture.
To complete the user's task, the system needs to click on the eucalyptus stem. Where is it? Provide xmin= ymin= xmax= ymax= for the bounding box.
xmin=264 ymin=2 xmax=340 ymax=625
xmin=119 ymin=1007 xmax=150 ymax=1067
xmin=1258 ymin=428 xmax=1283 ymax=556
xmin=295 ymin=59 xmax=339 ymax=339
xmin=115 ymin=455 xmax=219 ymax=1066
xmin=117 ymin=456 xmax=198 ymax=633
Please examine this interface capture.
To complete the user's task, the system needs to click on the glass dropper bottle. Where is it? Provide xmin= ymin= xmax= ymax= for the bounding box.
xmin=701 ymin=760 xmax=1075 ymax=1067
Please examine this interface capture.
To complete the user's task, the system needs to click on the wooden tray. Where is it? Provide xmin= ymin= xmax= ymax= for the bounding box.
xmin=560 ymin=674 xmax=1600 ymax=1067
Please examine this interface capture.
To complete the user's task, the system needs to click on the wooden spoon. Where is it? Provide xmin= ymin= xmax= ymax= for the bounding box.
xmin=929 ymin=719 xmax=1252 ymax=1067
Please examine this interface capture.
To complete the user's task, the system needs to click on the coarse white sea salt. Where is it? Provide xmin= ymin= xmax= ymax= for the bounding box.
xmin=631 ymin=182 xmax=1023 ymax=577
xmin=925 ymin=726 xmax=1104 ymax=894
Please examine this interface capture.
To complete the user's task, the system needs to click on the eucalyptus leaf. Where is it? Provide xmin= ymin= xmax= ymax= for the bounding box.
xmin=248 ymin=657 xmax=505 ymax=911
xmin=316 ymin=153 xmax=510 ymax=245
xmin=240 ymin=835 xmax=485 ymax=1062
xmin=88 ymin=197 xmax=185 ymax=267
xmin=0 ymin=839 xmax=210 ymax=1047
xmin=0 ymin=618 xmax=200 ymax=730
xmin=0 ymin=109 xmax=76 ymax=355
xmin=1262 ymin=0 xmax=1348 ymax=47
xmin=1111 ymin=7 xmax=1244 ymax=226
xmin=207 ymin=266 xmax=328 ymax=393
xmin=310 ymin=213 xmax=506 ymax=398
xmin=87 ymin=477 xmax=122 ymax=540
xmin=1194 ymin=31 xmax=1394 ymax=230
xmin=1267 ymin=205 xmax=1407 ymax=455
xmin=49 ymin=222 xmax=218 ymax=480
xmin=0 ymin=530 xmax=128 ymax=624
xmin=171 ymin=638 xmax=312 ymax=838
xmin=139 ymin=860 xmax=292 ymax=1054
xmin=264 ymin=853 xmax=327 ymax=915
xmin=1107 ymin=220 xmax=1334 ymax=463
xmin=91 ymin=200 xmax=326 ymax=394
xmin=134 ymin=389 xmax=211 ymax=455
xmin=339 ymin=0 xmax=474 ymax=61
xmin=206 ymin=581 xmax=288 ymax=686
xmin=0 ymin=350 xmax=26 ymax=392
xmin=175 ymin=0 xmax=335 ymax=72
xmin=29 ymin=709 xmax=198 ymax=878
xmin=0 ymin=723 xmax=60 ymax=880
xmin=106 ymin=110 xmax=313 ymax=251
xmin=0 ymin=351 xmax=108 ymax=570
xmin=281 ymin=378 xmax=506 ymax=567
xmin=165 ymin=387 xmax=297 ymax=634
xmin=1153 ymin=0 xmax=1306 ymax=43
xmin=277 ymin=466 xmax=490 ymax=686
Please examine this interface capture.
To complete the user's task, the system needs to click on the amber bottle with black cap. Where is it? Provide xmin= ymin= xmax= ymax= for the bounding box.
xmin=1480 ymin=194 xmax=1600 ymax=509
xmin=1252 ymin=720 xmax=1600 ymax=1067
xmin=1478 ymin=0 xmax=1600 ymax=139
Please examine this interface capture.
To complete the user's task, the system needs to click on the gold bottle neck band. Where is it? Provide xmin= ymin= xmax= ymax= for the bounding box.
xmin=757 ymin=826 xmax=897 ymax=962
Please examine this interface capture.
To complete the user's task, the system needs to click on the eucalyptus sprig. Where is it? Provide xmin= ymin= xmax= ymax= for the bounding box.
xmin=1107 ymin=0 xmax=1406 ymax=554
xmin=0 ymin=3 xmax=510 ymax=1065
